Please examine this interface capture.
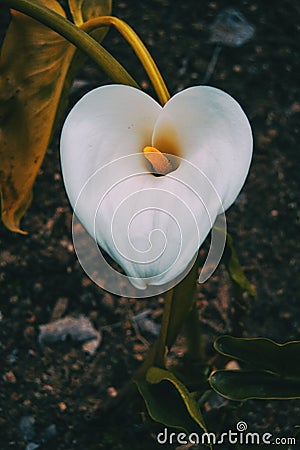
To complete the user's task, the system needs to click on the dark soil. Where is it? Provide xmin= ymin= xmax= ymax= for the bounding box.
xmin=0 ymin=0 xmax=300 ymax=449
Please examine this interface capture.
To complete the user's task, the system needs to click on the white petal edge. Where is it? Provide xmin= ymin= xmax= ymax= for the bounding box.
xmin=153 ymin=86 xmax=253 ymax=211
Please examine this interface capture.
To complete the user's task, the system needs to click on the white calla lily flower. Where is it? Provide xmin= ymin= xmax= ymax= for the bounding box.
xmin=60 ymin=84 xmax=252 ymax=291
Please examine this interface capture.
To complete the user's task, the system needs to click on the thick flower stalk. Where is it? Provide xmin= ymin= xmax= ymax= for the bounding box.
xmin=60 ymin=85 xmax=252 ymax=291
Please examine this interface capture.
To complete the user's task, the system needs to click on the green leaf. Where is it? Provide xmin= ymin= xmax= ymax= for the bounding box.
xmin=214 ymin=336 xmax=300 ymax=377
xmin=210 ymin=370 xmax=300 ymax=400
xmin=136 ymin=380 xmax=200 ymax=435
xmin=136 ymin=367 xmax=207 ymax=436
xmin=222 ymin=232 xmax=256 ymax=297
xmin=0 ymin=0 xmax=74 ymax=233
xmin=210 ymin=336 xmax=300 ymax=400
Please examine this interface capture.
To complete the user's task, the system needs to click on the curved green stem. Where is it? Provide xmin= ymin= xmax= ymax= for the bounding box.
xmin=165 ymin=256 xmax=200 ymax=349
xmin=2 ymin=0 xmax=138 ymax=88
xmin=81 ymin=16 xmax=170 ymax=105
xmin=154 ymin=288 xmax=174 ymax=367
xmin=185 ymin=301 xmax=205 ymax=361
xmin=134 ymin=257 xmax=200 ymax=381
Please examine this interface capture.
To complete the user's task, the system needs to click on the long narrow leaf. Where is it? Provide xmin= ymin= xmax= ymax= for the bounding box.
xmin=210 ymin=369 xmax=300 ymax=400
xmin=210 ymin=336 xmax=300 ymax=400
xmin=214 ymin=336 xmax=300 ymax=377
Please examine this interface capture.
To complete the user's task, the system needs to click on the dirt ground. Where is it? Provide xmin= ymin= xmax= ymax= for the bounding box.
xmin=0 ymin=0 xmax=300 ymax=449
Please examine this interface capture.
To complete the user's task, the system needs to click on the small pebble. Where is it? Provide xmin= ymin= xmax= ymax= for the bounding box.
xmin=39 ymin=424 xmax=57 ymax=442
xmin=82 ymin=331 xmax=102 ymax=356
xmin=19 ymin=415 xmax=36 ymax=441
xmin=3 ymin=371 xmax=17 ymax=384
xmin=209 ymin=8 xmax=255 ymax=47
xmin=58 ymin=402 xmax=67 ymax=412
xmin=25 ymin=443 xmax=39 ymax=450
xmin=7 ymin=348 xmax=18 ymax=364
xmin=51 ymin=297 xmax=69 ymax=321
xmin=225 ymin=360 xmax=240 ymax=370
xmin=38 ymin=316 xmax=99 ymax=345
xmin=107 ymin=386 xmax=118 ymax=398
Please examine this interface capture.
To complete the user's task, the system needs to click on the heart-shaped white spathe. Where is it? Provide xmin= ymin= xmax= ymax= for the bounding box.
xmin=60 ymin=84 xmax=252 ymax=290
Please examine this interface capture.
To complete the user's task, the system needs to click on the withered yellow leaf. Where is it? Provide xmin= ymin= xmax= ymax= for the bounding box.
xmin=0 ymin=0 xmax=113 ymax=233
xmin=0 ymin=0 xmax=75 ymax=233
xmin=69 ymin=0 xmax=112 ymax=26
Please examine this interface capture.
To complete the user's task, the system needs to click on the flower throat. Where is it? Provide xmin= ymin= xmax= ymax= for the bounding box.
xmin=143 ymin=146 xmax=174 ymax=176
